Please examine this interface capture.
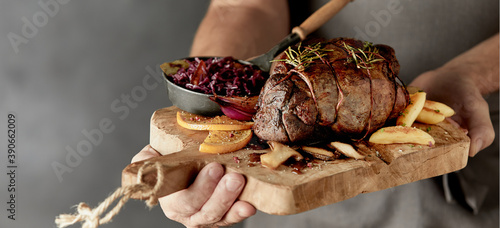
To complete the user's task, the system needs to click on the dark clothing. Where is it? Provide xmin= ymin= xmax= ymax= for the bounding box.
xmin=245 ymin=1 xmax=499 ymax=227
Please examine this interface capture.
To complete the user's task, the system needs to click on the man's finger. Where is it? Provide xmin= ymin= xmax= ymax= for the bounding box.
xmin=465 ymin=102 xmax=495 ymax=156
xmin=189 ymin=173 xmax=246 ymax=225
xmin=215 ymin=200 xmax=257 ymax=226
xmin=159 ymin=162 xmax=224 ymax=222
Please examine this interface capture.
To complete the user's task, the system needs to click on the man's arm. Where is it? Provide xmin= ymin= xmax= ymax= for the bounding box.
xmin=411 ymin=33 xmax=499 ymax=156
xmin=435 ymin=33 xmax=498 ymax=95
xmin=190 ymin=0 xmax=290 ymax=60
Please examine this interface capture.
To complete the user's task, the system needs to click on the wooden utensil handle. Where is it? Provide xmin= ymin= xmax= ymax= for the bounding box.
xmin=292 ymin=0 xmax=352 ymax=40
xmin=122 ymin=156 xmax=205 ymax=199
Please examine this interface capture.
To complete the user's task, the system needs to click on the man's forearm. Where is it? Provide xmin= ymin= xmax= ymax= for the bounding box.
xmin=190 ymin=0 xmax=290 ymax=60
xmin=440 ymin=33 xmax=499 ymax=95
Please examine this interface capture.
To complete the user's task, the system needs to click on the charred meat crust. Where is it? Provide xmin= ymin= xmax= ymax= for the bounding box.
xmin=253 ymin=38 xmax=409 ymax=143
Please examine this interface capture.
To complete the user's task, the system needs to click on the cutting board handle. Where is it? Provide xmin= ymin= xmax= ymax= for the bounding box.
xmin=122 ymin=156 xmax=205 ymax=199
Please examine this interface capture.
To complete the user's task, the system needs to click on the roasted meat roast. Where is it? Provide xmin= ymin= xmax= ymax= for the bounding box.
xmin=253 ymin=38 xmax=409 ymax=143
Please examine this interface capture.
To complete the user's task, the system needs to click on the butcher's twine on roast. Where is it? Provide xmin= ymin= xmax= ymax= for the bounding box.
xmin=253 ymin=38 xmax=409 ymax=143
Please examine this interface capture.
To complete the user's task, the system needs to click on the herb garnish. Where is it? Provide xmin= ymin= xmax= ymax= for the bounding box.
xmin=273 ymin=42 xmax=333 ymax=71
xmin=343 ymin=41 xmax=384 ymax=70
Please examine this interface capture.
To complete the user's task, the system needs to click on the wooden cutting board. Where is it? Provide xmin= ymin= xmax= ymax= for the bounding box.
xmin=122 ymin=106 xmax=469 ymax=215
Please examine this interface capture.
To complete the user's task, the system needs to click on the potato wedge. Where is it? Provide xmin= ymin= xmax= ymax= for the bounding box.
xmin=369 ymin=126 xmax=435 ymax=145
xmin=261 ymin=141 xmax=303 ymax=169
xmin=423 ymin=100 xmax=455 ymax=117
xmin=301 ymin=146 xmax=338 ymax=161
xmin=416 ymin=107 xmax=446 ymax=124
xmin=328 ymin=142 xmax=365 ymax=160
xmin=406 ymin=86 xmax=423 ymax=95
xmin=396 ymin=92 xmax=426 ymax=127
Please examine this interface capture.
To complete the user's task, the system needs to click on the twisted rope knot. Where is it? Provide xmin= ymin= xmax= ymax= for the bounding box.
xmin=55 ymin=161 xmax=164 ymax=228
xmin=77 ymin=203 xmax=99 ymax=228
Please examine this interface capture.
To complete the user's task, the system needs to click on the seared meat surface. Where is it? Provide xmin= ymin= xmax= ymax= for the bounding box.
xmin=253 ymin=38 xmax=409 ymax=143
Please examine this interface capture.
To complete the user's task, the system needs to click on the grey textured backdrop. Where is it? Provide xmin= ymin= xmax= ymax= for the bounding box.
xmin=1 ymin=1 xmax=498 ymax=228
xmin=0 ymin=1 xmax=210 ymax=227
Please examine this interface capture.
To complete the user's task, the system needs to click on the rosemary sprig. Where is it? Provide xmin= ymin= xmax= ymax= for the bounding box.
xmin=343 ymin=41 xmax=383 ymax=70
xmin=273 ymin=42 xmax=333 ymax=71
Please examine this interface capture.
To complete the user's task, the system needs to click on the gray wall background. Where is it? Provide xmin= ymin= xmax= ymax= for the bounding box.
xmin=0 ymin=1 xmax=210 ymax=227
xmin=0 ymin=0 xmax=498 ymax=228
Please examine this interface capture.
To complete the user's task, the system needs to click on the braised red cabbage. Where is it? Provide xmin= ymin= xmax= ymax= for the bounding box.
xmin=167 ymin=57 xmax=267 ymax=96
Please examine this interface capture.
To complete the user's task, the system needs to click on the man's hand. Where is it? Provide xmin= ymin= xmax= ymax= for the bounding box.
xmin=132 ymin=145 xmax=256 ymax=227
xmin=410 ymin=34 xmax=498 ymax=157
xmin=410 ymin=69 xmax=495 ymax=157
